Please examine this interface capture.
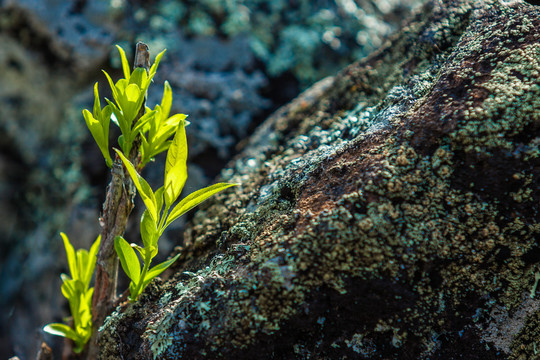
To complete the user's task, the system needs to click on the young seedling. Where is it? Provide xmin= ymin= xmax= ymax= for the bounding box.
xmin=43 ymin=234 xmax=100 ymax=353
xmin=114 ymin=106 xmax=236 ymax=302
xmin=44 ymin=43 xmax=238 ymax=357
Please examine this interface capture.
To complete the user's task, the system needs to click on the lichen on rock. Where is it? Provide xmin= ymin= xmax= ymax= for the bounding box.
xmin=98 ymin=0 xmax=540 ymax=359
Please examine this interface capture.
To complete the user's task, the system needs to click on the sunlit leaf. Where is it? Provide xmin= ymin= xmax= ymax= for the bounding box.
xmin=132 ymin=110 xmax=156 ymax=135
xmin=114 ymin=149 xmax=158 ymax=222
xmin=142 ymin=252 xmax=181 ymax=289
xmin=123 ymin=83 xmax=142 ymax=124
xmin=76 ymin=249 xmax=89 ymax=285
xmin=114 ymin=236 xmax=141 ymax=284
xmin=164 ymin=183 xmax=237 ymax=230
xmin=155 ymin=187 xmax=164 ymax=219
xmin=115 ymin=44 xmax=131 ymax=81
xmin=150 ymin=140 xmax=172 ymax=160
xmin=105 ymin=99 xmax=129 ymax=137
xmin=60 ymin=232 xmax=78 ymax=281
xmin=164 ymin=122 xmax=188 ymax=206
xmin=160 ymin=81 xmax=172 ymax=119
xmin=60 ymin=278 xmax=77 ymax=300
xmin=102 ymin=70 xmax=119 ymax=102
xmin=83 ymin=109 xmax=112 ymax=167
xmin=140 ymin=209 xmax=158 ymax=250
xmin=130 ymin=67 xmax=148 ymax=88
xmin=148 ymin=49 xmax=166 ymax=83
xmin=92 ymin=82 xmax=101 ymax=119
xmin=43 ymin=323 xmax=81 ymax=342
xmin=83 ymin=235 xmax=101 ymax=288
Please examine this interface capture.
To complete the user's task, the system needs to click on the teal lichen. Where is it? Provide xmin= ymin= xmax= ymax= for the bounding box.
xmin=137 ymin=0 xmax=422 ymax=85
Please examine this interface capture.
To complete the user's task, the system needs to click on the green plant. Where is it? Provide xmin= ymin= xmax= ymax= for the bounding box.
xmin=114 ymin=125 xmax=235 ymax=301
xmin=83 ymin=45 xmax=173 ymax=165
xmin=43 ymin=233 xmax=100 ymax=353
xmin=44 ymin=43 xmax=237 ymax=355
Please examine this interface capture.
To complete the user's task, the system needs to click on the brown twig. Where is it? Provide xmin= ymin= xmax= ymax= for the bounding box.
xmin=85 ymin=42 xmax=151 ymax=359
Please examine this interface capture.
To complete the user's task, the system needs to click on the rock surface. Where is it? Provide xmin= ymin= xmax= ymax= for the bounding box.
xmin=97 ymin=0 xmax=540 ymax=359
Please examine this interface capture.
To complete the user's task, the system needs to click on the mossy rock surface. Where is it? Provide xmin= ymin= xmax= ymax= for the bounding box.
xmin=99 ymin=0 xmax=540 ymax=358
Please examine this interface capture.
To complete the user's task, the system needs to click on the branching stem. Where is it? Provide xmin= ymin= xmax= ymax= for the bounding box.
xmin=85 ymin=42 xmax=151 ymax=359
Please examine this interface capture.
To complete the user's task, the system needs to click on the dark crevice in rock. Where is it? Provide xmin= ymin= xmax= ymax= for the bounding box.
xmin=0 ymin=7 xmax=70 ymax=68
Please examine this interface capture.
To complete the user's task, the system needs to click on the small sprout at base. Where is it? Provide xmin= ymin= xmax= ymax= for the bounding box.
xmin=43 ymin=233 xmax=101 ymax=353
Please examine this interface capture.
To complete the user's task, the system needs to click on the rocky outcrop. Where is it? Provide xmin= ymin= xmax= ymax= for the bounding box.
xmin=96 ymin=0 xmax=540 ymax=359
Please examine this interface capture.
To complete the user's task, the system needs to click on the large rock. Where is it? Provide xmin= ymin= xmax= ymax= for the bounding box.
xmin=0 ymin=1 xmax=424 ymax=357
xmin=100 ymin=0 xmax=538 ymax=358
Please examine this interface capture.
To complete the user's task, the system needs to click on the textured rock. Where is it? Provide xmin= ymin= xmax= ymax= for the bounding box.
xmin=97 ymin=0 xmax=540 ymax=359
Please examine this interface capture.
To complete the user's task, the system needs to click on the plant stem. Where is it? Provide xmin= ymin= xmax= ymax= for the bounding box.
xmin=158 ymin=204 xmax=171 ymax=236
xmin=85 ymin=42 xmax=151 ymax=359
xmin=132 ymin=253 xmax=152 ymax=301
xmin=93 ymin=161 xmax=135 ymax=303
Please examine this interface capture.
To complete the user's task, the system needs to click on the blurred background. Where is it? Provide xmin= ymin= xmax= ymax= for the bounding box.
xmin=0 ymin=0 xmax=421 ymax=357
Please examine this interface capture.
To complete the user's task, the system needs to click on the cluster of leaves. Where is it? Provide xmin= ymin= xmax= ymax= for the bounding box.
xmin=114 ymin=126 xmax=235 ymax=301
xmin=44 ymin=44 xmax=237 ymax=350
xmin=83 ymin=45 xmax=185 ymax=168
xmin=43 ymin=234 xmax=100 ymax=353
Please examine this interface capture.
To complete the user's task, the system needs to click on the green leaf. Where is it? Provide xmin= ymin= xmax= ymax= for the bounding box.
xmin=131 ymin=243 xmax=146 ymax=258
xmin=153 ymin=114 xmax=187 ymax=148
xmin=142 ymin=252 xmax=181 ymax=289
xmin=155 ymin=187 xmax=165 ymax=218
xmin=100 ymin=108 xmax=113 ymax=168
xmin=144 ymin=105 xmax=161 ymax=138
xmin=148 ymin=49 xmax=166 ymax=82
xmin=83 ymin=287 xmax=94 ymax=311
xmin=106 ymin=99 xmax=129 ymax=138
xmin=82 ymin=235 xmax=101 ymax=288
xmin=164 ymin=183 xmax=237 ymax=230
xmin=114 ymin=236 xmax=141 ymax=284
xmin=129 ymin=67 xmax=148 ymax=88
xmin=126 ymin=83 xmax=141 ymax=102
xmin=60 ymin=273 xmax=71 ymax=283
xmin=150 ymin=140 xmax=173 ymax=160
xmin=115 ymin=44 xmax=131 ymax=81
xmin=113 ymin=148 xmax=158 ymax=222
xmin=60 ymin=232 xmax=78 ymax=281
xmin=43 ymin=323 xmax=81 ymax=342
xmin=83 ymin=108 xmax=112 ymax=167
xmin=164 ymin=122 xmax=188 ymax=206
xmin=92 ymin=82 xmax=102 ymax=119
xmin=118 ymin=135 xmax=126 ymax=155
xmin=106 ymin=93 xmax=134 ymax=155
xmin=163 ymin=113 xmax=188 ymax=128
xmin=76 ymin=249 xmax=89 ymax=285
xmin=160 ymin=81 xmax=173 ymax=119
xmin=122 ymin=83 xmax=143 ymax=124
xmin=140 ymin=209 xmax=158 ymax=250
xmin=132 ymin=110 xmax=157 ymax=135
xmin=102 ymin=70 xmax=119 ymax=102
xmin=102 ymin=104 xmax=113 ymax=125
xmin=82 ymin=109 xmax=103 ymax=141
xmin=134 ymin=243 xmax=157 ymax=262
xmin=139 ymin=133 xmax=151 ymax=166
xmin=60 ymin=278 xmax=77 ymax=300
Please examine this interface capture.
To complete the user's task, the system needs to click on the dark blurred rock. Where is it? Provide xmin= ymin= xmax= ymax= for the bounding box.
xmin=98 ymin=0 xmax=540 ymax=358
xmin=2 ymin=0 xmax=114 ymax=70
